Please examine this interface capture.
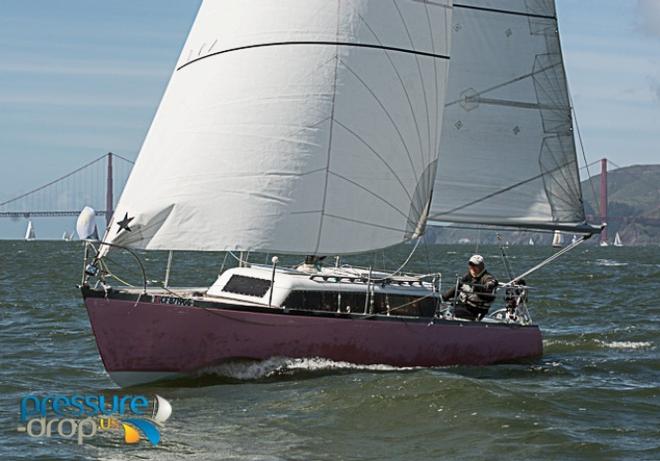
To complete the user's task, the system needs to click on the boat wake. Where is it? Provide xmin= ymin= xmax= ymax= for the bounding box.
xmin=594 ymin=340 xmax=654 ymax=350
xmin=594 ymin=258 xmax=628 ymax=267
xmin=545 ymin=338 xmax=654 ymax=351
xmin=197 ymin=357 xmax=417 ymax=381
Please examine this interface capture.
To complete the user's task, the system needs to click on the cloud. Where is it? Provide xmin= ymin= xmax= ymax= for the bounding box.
xmin=636 ymin=0 xmax=660 ymax=38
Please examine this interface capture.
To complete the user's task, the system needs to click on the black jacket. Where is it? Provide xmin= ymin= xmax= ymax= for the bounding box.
xmin=442 ymin=269 xmax=498 ymax=309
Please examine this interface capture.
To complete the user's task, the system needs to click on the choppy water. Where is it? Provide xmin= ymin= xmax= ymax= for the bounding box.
xmin=0 ymin=241 xmax=658 ymax=460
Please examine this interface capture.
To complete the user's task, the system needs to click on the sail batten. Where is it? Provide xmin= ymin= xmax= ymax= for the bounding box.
xmin=103 ymin=0 xmax=453 ymax=255
xmin=430 ymin=0 xmax=592 ymax=233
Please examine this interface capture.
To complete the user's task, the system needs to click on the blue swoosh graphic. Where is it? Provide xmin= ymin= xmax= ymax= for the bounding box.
xmin=122 ymin=419 xmax=161 ymax=446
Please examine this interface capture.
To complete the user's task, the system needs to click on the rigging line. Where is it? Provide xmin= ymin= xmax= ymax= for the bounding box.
xmin=227 ymin=250 xmax=252 ymax=268
xmin=324 ymin=212 xmax=408 ymax=234
xmin=422 ymin=234 xmax=433 ymax=274
xmin=0 ymin=153 xmax=108 ymax=207
xmin=430 ymin=158 xmax=578 ymax=218
xmin=453 ymin=3 xmax=556 ymax=21
xmin=372 ymin=238 xmax=422 ymax=280
xmin=392 ymin=0 xmax=432 ymax=165
xmin=445 ymin=62 xmax=560 ymax=107
xmin=507 ymin=235 xmax=588 ymax=285
xmin=341 ymin=60 xmax=419 ymax=180
xmin=333 ymin=119 xmax=414 ymax=203
xmin=569 ymin=93 xmax=599 ymax=210
xmin=177 ymin=41 xmax=450 ymax=72
xmin=111 ymin=152 xmax=136 ymax=165
xmin=327 ymin=170 xmax=413 ymax=223
xmin=357 ymin=14 xmax=425 ymax=165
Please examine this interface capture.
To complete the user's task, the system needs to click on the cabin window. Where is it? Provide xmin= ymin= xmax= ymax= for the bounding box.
xmin=282 ymin=291 xmax=437 ymax=317
xmin=222 ymin=275 xmax=271 ymax=297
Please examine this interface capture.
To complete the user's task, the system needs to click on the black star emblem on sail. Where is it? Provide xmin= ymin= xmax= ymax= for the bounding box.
xmin=116 ymin=213 xmax=134 ymax=233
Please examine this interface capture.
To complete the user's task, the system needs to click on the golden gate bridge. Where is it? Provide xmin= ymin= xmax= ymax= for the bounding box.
xmin=1 ymin=154 xmax=657 ymax=242
xmin=0 ymin=152 xmax=133 ymax=225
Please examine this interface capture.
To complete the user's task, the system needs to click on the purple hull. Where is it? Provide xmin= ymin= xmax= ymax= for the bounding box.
xmin=83 ymin=291 xmax=542 ymax=386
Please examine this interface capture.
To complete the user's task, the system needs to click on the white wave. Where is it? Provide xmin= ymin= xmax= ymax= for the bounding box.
xmin=543 ymin=339 xmax=579 ymax=347
xmin=594 ymin=259 xmax=628 ymax=267
xmin=595 ymin=340 xmax=654 ymax=350
xmin=198 ymin=357 xmax=416 ymax=380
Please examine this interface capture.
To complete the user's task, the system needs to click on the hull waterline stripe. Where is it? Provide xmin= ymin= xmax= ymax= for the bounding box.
xmin=453 ymin=3 xmax=557 ymax=21
xmin=177 ymin=41 xmax=450 ymax=71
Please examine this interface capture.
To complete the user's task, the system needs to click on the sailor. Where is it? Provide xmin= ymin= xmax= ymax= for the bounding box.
xmin=442 ymin=254 xmax=498 ymax=321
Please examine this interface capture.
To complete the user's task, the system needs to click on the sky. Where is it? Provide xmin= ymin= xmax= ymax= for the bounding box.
xmin=0 ymin=0 xmax=659 ymax=239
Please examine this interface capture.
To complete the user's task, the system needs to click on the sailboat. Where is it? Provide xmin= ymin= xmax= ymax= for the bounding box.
xmin=571 ymin=234 xmax=578 ymax=245
xmin=552 ymin=231 xmax=564 ymax=249
xmin=79 ymin=0 xmax=599 ymax=387
xmin=613 ymin=232 xmax=623 ymax=247
xmin=24 ymin=221 xmax=36 ymax=241
xmin=528 ymin=238 xmax=535 ymax=246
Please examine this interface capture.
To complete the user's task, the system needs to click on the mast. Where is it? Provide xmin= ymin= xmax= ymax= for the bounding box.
xmin=599 ymin=158 xmax=608 ymax=245
xmin=106 ymin=152 xmax=114 ymax=227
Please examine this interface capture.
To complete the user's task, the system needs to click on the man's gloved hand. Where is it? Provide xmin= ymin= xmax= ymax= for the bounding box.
xmin=460 ymin=284 xmax=473 ymax=293
xmin=466 ymin=294 xmax=481 ymax=305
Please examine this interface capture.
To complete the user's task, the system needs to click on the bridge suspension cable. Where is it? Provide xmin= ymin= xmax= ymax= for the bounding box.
xmin=0 ymin=152 xmax=134 ymax=219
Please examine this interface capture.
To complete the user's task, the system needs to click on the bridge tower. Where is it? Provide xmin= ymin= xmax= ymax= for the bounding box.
xmin=600 ymin=158 xmax=608 ymax=244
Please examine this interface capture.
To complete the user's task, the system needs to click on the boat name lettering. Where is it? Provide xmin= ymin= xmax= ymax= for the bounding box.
xmin=157 ymin=296 xmax=193 ymax=306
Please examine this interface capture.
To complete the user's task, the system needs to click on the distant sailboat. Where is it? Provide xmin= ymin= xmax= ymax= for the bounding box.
xmin=24 ymin=221 xmax=36 ymax=241
xmin=552 ymin=231 xmax=564 ymax=248
xmin=571 ymin=234 xmax=578 ymax=245
xmin=62 ymin=231 xmax=74 ymax=242
xmin=600 ymin=239 xmax=609 ymax=247
xmin=528 ymin=238 xmax=535 ymax=246
xmin=613 ymin=232 xmax=623 ymax=247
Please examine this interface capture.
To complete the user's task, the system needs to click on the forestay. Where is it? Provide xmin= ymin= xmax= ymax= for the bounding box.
xmin=430 ymin=0 xmax=591 ymax=232
xmin=102 ymin=0 xmax=453 ymax=255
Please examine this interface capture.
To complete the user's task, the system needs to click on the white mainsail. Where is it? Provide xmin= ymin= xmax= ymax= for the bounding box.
xmin=102 ymin=0 xmax=453 ymax=255
xmin=430 ymin=0 xmax=590 ymax=233
xmin=613 ymin=232 xmax=623 ymax=247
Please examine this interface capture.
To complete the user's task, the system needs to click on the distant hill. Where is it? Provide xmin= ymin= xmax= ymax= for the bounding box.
xmin=425 ymin=164 xmax=660 ymax=246
xmin=582 ymin=164 xmax=660 ymax=246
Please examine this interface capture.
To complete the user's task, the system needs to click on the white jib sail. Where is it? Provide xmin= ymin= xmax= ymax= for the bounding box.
xmin=102 ymin=0 xmax=453 ymax=255
xmin=430 ymin=0 xmax=587 ymax=232
xmin=25 ymin=221 xmax=35 ymax=241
